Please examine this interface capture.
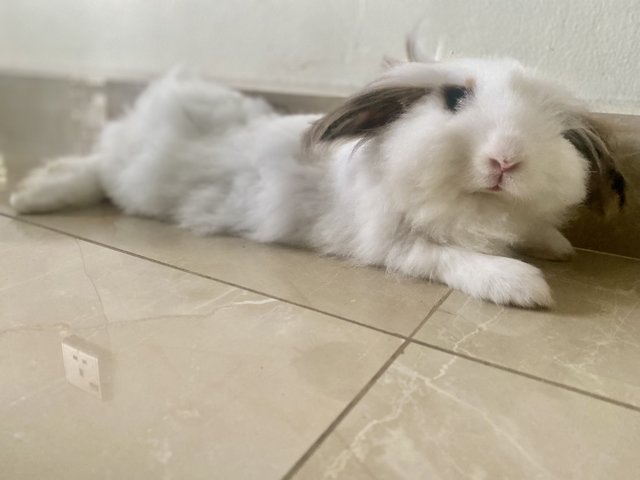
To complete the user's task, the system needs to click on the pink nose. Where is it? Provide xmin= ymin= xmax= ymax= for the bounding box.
xmin=489 ymin=157 xmax=520 ymax=173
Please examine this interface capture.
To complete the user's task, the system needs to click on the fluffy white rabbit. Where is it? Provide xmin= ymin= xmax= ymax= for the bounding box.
xmin=11 ymin=54 xmax=626 ymax=308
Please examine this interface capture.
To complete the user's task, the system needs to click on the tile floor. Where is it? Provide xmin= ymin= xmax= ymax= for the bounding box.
xmin=1 ymin=77 xmax=640 ymax=479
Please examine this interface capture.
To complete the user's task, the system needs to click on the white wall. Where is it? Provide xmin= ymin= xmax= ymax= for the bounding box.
xmin=1 ymin=0 xmax=639 ymax=113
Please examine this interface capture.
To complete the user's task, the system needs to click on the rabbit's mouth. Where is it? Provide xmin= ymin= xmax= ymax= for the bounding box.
xmin=486 ymin=173 xmax=505 ymax=192
xmin=484 ymin=157 xmax=521 ymax=193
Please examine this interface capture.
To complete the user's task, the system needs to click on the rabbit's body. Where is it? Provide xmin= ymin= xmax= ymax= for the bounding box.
xmin=11 ymin=58 xmax=625 ymax=307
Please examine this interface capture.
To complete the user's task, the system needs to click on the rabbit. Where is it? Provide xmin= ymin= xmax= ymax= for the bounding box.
xmin=10 ymin=47 xmax=626 ymax=308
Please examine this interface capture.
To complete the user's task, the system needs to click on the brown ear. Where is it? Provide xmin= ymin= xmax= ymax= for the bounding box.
xmin=562 ymin=116 xmax=626 ymax=215
xmin=305 ymin=86 xmax=430 ymax=146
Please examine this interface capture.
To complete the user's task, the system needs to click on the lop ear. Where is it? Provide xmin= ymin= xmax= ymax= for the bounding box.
xmin=305 ymin=86 xmax=430 ymax=146
xmin=563 ymin=116 xmax=626 ymax=215
xmin=382 ymin=55 xmax=404 ymax=70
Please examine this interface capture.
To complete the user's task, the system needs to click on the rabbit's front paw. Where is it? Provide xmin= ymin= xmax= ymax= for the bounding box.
xmin=476 ymin=258 xmax=553 ymax=308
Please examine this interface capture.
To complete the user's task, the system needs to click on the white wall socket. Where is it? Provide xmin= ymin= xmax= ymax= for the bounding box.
xmin=61 ymin=335 xmax=110 ymax=400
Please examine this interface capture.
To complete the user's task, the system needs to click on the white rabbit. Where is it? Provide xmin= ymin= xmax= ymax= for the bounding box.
xmin=11 ymin=54 xmax=625 ymax=308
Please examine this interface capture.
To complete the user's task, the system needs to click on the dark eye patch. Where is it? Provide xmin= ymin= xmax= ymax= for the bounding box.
xmin=442 ymin=85 xmax=471 ymax=112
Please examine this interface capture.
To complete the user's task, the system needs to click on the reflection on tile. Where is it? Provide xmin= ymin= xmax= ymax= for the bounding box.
xmin=61 ymin=335 xmax=112 ymax=400
xmin=0 ymin=217 xmax=401 ymax=479
xmin=415 ymin=251 xmax=640 ymax=407
xmin=295 ymin=345 xmax=640 ymax=480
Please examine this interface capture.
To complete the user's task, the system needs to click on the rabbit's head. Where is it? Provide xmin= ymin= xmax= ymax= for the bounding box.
xmin=306 ymin=56 xmax=626 ymax=229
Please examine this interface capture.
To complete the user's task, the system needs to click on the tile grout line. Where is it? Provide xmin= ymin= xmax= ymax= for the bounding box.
xmin=410 ymin=339 xmax=640 ymax=414
xmin=3 ymin=213 xmax=639 ymax=265
xmin=0 ymin=212 xmax=410 ymax=340
xmin=9 ymin=217 xmax=638 ymax=422
xmin=281 ymin=289 xmax=453 ymax=480
xmin=575 ymin=247 xmax=640 ymax=263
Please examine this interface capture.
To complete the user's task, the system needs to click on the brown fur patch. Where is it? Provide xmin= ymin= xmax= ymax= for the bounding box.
xmin=304 ymin=86 xmax=430 ymax=148
xmin=465 ymin=77 xmax=476 ymax=90
xmin=563 ymin=115 xmax=626 ymax=215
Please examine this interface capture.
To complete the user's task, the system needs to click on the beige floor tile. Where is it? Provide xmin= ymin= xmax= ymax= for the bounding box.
xmin=1 ymin=206 xmax=447 ymax=335
xmin=293 ymin=345 xmax=640 ymax=480
xmin=0 ymin=217 xmax=402 ymax=479
xmin=415 ymin=251 xmax=640 ymax=408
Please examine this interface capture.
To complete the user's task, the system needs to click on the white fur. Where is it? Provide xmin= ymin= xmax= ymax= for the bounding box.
xmin=11 ymin=60 xmax=594 ymax=307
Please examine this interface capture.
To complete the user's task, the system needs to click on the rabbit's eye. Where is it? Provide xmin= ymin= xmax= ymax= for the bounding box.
xmin=442 ymin=85 xmax=470 ymax=112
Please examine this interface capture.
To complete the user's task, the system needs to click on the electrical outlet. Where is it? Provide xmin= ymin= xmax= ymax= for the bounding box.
xmin=61 ymin=335 xmax=110 ymax=400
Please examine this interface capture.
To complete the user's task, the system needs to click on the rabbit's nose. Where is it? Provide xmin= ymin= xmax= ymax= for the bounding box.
xmin=489 ymin=157 xmax=521 ymax=173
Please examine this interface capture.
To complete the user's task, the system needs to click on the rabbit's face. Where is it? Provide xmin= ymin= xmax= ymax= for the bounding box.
xmin=380 ymin=60 xmax=590 ymax=218
xmin=306 ymin=58 xmax=625 ymax=223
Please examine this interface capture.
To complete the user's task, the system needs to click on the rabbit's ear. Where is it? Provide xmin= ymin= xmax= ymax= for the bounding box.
xmin=563 ymin=116 xmax=626 ymax=215
xmin=382 ymin=55 xmax=404 ymax=70
xmin=406 ymin=33 xmax=423 ymax=62
xmin=305 ymin=86 xmax=430 ymax=146
xmin=405 ymin=25 xmax=436 ymax=62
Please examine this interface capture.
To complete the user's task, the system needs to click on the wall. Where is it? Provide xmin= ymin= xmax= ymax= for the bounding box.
xmin=0 ymin=0 xmax=639 ymax=113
